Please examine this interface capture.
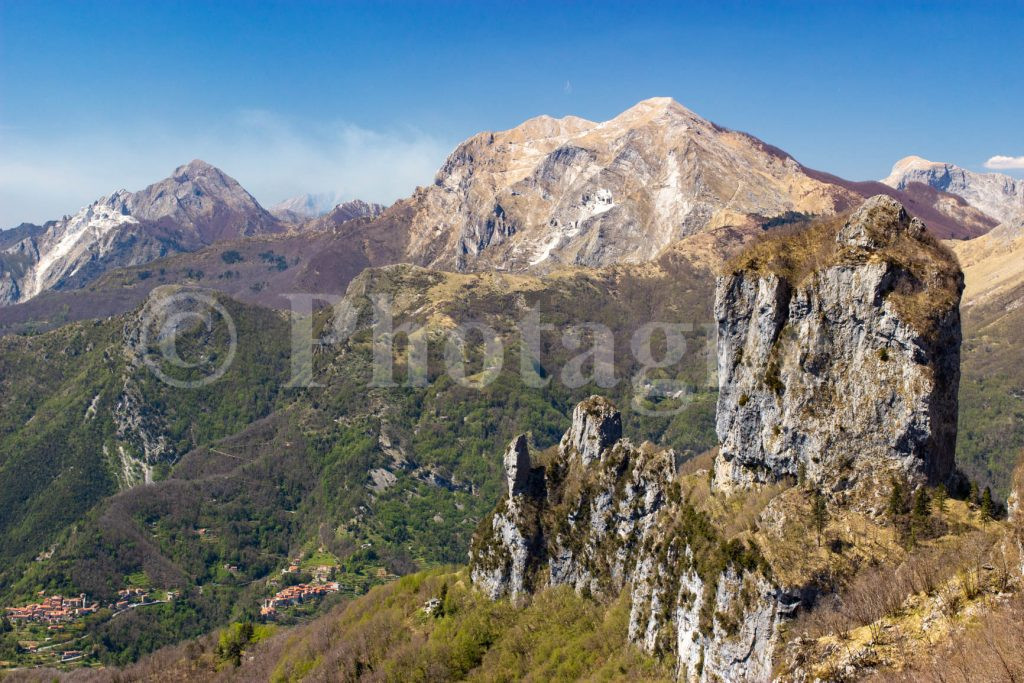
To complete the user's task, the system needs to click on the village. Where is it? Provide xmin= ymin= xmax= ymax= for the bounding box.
xmin=259 ymin=561 xmax=340 ymax=618
xmin=1 ymin=587 xmax=179 ymax=669
xmin=4 ymin=593 xmax=98 ymax=626
xmin=4 ymin=587 xmax=175 ymax=627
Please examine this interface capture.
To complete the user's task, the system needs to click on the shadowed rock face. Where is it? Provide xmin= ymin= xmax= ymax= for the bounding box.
xmin=714 ymin=195 xmax=963 ymax=499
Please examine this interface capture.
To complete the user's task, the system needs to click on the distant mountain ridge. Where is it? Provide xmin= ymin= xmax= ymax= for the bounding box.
xmin=882 ymin=155 xmax=1024 ymax=225
xmin=270 ymin=192 xmax=345 ymax=220
xmin=269 ymin=193 xmax=385 ymax=223
xmin=0 ymin=160 xmax=286 ymax=305
xmin=1 ymin=99 xmax=1003 ymax=324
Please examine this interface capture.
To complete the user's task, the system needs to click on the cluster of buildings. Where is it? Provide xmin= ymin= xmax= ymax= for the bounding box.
xmin=111 ymin=587 xmax=151 ymax=612
xmin=260 ymin=581 xmax=339 ymax=618
xmin=4 ymin=587 xmax=176 ymax=628
xmin=4 ymin=594 xmax=98 ymax=625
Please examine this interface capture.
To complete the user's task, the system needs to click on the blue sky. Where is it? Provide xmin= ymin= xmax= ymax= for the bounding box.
xmin=1 ymin=0 xmax=1022 ymax=225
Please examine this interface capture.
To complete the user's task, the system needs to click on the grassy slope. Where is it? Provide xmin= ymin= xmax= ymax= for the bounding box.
xmin=45 ymin=570 xmax=673 ymax=682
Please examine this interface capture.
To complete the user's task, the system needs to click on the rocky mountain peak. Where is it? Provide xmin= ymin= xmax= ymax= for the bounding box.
xmin=398 ymin=97 xmax=856 ymax=273
xmin=176 ymin=158 xmax=218 ymax=173
xmin=125 ymin=160 xmax=281 ymax=239
xmin=882 ymin=156 xmax=1024 ymax=225
xmin=0 ymin=161 xmax=285 ymax=305
xmin=714 ymin=195 xmax=963 ymax=500
xmin=502 ymin=434 xmax=533 ymax=498
xmin=612 ymin=96 xmax=704 ymax=126
xmin=560 ymin=395 xmax=623 ymax=466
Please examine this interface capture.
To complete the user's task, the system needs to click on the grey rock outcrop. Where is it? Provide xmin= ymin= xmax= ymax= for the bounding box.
xmin=714 ymin=195 xmax=963 ymax=498
xmin=560 ymin=396 xmax=623 ymax=467
xmin=470 ymin=396 xmax=789 ymax=681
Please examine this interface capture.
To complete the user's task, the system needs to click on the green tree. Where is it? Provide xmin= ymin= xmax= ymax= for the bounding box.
xmin=912 ymin=487 xmax=931 ymax=519
xmin=933 ymin=485 xmax=948 ymax=514
xmin=887 ymin=475 xmax=908 ymax=519
xmin=980 ymin=486 xmax=995 ymax=520
xmin=437 ymin=581 xmax=449 ymax=618
xmin=217 ymin=621 xmax=254 ymax=667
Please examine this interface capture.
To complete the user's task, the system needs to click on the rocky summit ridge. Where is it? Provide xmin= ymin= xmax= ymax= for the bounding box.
xmin=397 ymin=97 xmax=857 ymax=272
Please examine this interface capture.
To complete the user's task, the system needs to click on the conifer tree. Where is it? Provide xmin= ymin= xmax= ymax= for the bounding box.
xmin=887 ymin=475 xmax=907 ymax=518
xmin=912 ymin=487 xmax=931 ymax=519
xmin=980 ymin=486 xmax=995 ymax=520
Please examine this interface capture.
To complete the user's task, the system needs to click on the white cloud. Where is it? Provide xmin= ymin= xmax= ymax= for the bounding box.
xmin=984 ymin=155 xmax=1024 ymax=170
xmin=0 ymin=112 xmax=455 ymax=226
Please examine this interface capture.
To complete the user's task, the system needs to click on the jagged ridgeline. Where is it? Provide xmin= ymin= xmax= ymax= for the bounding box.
xmin=468 ymin=196 xmax=967 ymax=681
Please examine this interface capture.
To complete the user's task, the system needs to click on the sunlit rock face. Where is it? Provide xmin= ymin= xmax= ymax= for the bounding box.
xmin=469 ymin=396 xmax=791 ymax=682
xmin=400 ymin=97 xmax=855 ymax=273
xmin=714 ymin=195 xmax=963 ymax=501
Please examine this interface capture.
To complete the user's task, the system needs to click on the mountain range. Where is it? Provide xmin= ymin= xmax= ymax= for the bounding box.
xmin=2 ymin=98 xmax=1024 ymax=678
xmin=2 ymin=98 xmax=1013 ymax=317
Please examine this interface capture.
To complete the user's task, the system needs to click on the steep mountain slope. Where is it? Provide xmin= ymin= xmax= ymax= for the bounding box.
xmin=0 ymin=160 xmax=287 ymax=305
xmin=883 ymin=155 xmax=1024 ymax=225
xmin=0 ymin=289 xmax=292 ymax=577
xmin=0 ymin=205 xmax=408 ymax=336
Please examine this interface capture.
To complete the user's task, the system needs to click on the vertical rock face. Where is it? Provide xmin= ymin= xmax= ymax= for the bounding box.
xmin=470 ymin=396 xmax=787 ymax=681
xmin=714 ymin=196 xmax=963 ymax=498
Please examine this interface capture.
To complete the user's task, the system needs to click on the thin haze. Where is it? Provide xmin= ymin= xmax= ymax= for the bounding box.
xmin=1 ymin=1 xmax=1022 ymax=226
